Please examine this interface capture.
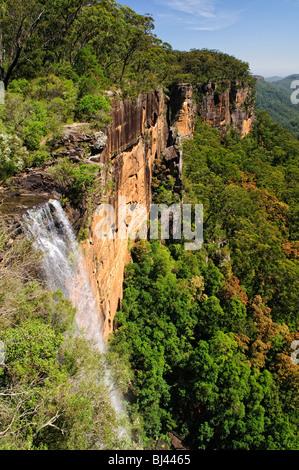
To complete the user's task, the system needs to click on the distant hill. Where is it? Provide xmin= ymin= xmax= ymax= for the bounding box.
xmin=255 ymin=74 xmax=299 ymax=139
xmin=264 ymin=76 xmax=284 ymax=82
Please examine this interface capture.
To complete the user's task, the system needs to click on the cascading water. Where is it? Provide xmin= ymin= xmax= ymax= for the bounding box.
xmin=22 ymin=199 xmax=128 ymax=442
xmin=22 ymin=199 xmax=105 ymax=351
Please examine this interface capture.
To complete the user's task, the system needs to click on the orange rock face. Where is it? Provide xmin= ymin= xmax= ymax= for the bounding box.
xmin=172 ymin=84 xmax=196 ymax=138
xmin=80 ymin=82 xmax=255 ymax=338
xmin=82 ymin=89 xmax=169 ymax=337
xmin=1 ymin=82 xmax=255 ymax=341
xmin=197 ymin=81 xmax=255 ymax=136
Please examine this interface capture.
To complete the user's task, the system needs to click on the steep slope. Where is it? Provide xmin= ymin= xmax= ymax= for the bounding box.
xmin=82 ymin=81 xmax=255 ymax=336
xmin=256 ymin=75 xmax=299 ymax=138
xmin=110 ymin=111 xmax=299 ymax=450
xmin=0 ymin=80 xmax=256 ymax=337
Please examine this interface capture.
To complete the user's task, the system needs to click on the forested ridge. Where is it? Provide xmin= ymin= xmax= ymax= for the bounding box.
xmin=256 ymin=75 xmax=299 ymax=140
xmin=0 ymin=0 xmax=298 ymax=451
xmin=111 ymin=114 xmax=299 ymax=450
xmin=0 ymin=0 xmax=253 ymax=181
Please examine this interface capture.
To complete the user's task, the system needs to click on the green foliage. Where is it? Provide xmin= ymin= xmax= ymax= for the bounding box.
xmin=76 ymin=94 xmax=111 ymax=122
xmin=2 ymin=320 xmax=64 ymax=381
xmin=0 ymin=74 xmax=80 ymax=173
xmin=49 ymin=158 xmax=99 ymax=204
xmin=171 ymin=49 xmax=255 ymax=87
xmin=256 ymin=75 xmax=299 ymax=140
xmin=0 ymin=0 xmax=254 ymax=98
xmin=0 ymin=0 xmax=174 ymax=93
xmin=183 ymin=115 xmax=299 ymax=328
xmin=0 ymin=133 xmax=29 ymax=180
xmin=0 ymin=0 xmax=255 ymax=185
xmin=22 ymin=121 xmax=46 ymax=151
xmin=111 ymin=111 xmax=299 ymax=450
xmin=111 ymin=237 xmax=298 ymax=449
xmin=0 ymin=0 xmax=297 ymax=452
xmin=0 ymin=223 xmax=129 ymax=450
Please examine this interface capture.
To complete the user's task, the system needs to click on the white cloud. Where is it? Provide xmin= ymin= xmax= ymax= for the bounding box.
xmin=161 ymin=0 xmax=216 ymax=18
xmin=156 ymin=0 xmax=241 ymax=31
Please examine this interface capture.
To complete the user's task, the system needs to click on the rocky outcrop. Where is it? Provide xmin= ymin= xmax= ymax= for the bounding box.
xmin=58 ymin=82 xmax=256 ymax=337
xmin=169 ymin=81 xmax=255 ymax=138
xmin=0 ymin=80 xmax=256 ymax=337
xmin=84 ymin=82 xmax=254 ymax=336
xmin=82 ymin=89 xmax=169 ymax=337
xmin=0 ymin=168 xmax=64 ymax=217
xmin=168 ymin=84 xmax=197 ymax=139
xmin=196 ymin=81 xmax=255 ymax=136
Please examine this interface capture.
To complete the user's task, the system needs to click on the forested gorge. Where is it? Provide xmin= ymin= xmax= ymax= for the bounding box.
xmin=111 ymin=114 xmax=299 ymax=450
xmin=0 ymin=0 xmax=253 ymax=180
xmin=0 ymin=0 xmax=298 ymax=451
xmin=256 ymin=76 xmax=299 ymax=140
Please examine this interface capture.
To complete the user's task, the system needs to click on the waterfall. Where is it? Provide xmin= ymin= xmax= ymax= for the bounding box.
xmin=22 ymin=199 xmax=105 ymax=351
xmin=22 ymin=199 xmax=128 ymax=442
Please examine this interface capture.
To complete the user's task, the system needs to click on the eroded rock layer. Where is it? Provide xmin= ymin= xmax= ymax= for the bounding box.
xmin=0 ymin=82 xmax=255 ymax=337
xmin=84 ymin=81 xmax=255 ymax=336
xmin=82 ymin=89 xmax=169 ymax=337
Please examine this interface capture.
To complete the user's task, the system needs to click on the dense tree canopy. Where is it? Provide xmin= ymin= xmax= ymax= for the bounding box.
xmin=110 ymin=113 xmax=299 ymax=450
xmin=256 ymin=76 xmax=299 ymax=140
xmin=0 ymin=0 xmax=255 ymax=182
xmin=0 ymin=0 xmax=173 ymax=91
xmin=171 ymin=49 xmax=255 ymax=88
xmin=0 ymin=0 xmax=297 ymax=452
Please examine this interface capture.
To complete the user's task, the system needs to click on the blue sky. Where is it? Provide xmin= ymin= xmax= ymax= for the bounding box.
xmin=117 ymin=0 xmax=299 ymax=77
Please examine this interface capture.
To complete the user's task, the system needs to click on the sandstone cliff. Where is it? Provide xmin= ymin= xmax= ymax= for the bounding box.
xmin=169 ymin=81 xmax=255 ymax=138
xmin=82 ymin=89 xmax=169 ymax=337
xmin=0 ymin=81 xmax=256 ymax=337
xmin=82 ymin=80 xmax=255 ymax=337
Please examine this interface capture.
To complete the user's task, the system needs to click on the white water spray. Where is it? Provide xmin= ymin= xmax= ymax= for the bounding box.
xmin=23 ymin=199 xmax=105 ymax=350
xmin=22 ymin=199 xmax=128 ymax=441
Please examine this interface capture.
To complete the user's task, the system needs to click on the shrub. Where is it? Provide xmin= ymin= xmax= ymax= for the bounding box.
xmin=26 ymin=150 xmax=50 ymax=168
xmin=49 ymin=158 xmax=100 ymax=203
xmin=74 ymin=45 xmax=103 ymax=78
xmin=0 ymin=134 xmax=28 ymax=180
xmin=28 ymin=75 xmax=77 ymax=105
xmin=22 ymin=121 xmax=47 ymax=151
xmin=47 ymin=97 xmax=70 ymax=124
xmin=77 ymin=76 xmax=105 ymax=99
xmin=8 ymin=78 xmax=30 ymax=95
xmin=77 ymin=94 xmax=111 ymax=120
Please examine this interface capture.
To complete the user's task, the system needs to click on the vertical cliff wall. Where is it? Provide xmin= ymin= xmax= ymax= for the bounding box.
xmin=81 ymin=81 xmax=256 ymax=337
xmin=1 ymin=81 xmax=255 ymax=337
xmin=82 ymin=89 xmax=169 ymax=337
xmin=168 ymin=84 xmax=197 ymax=139
xmin=169 ymin=81 xmax=255 ymax=138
